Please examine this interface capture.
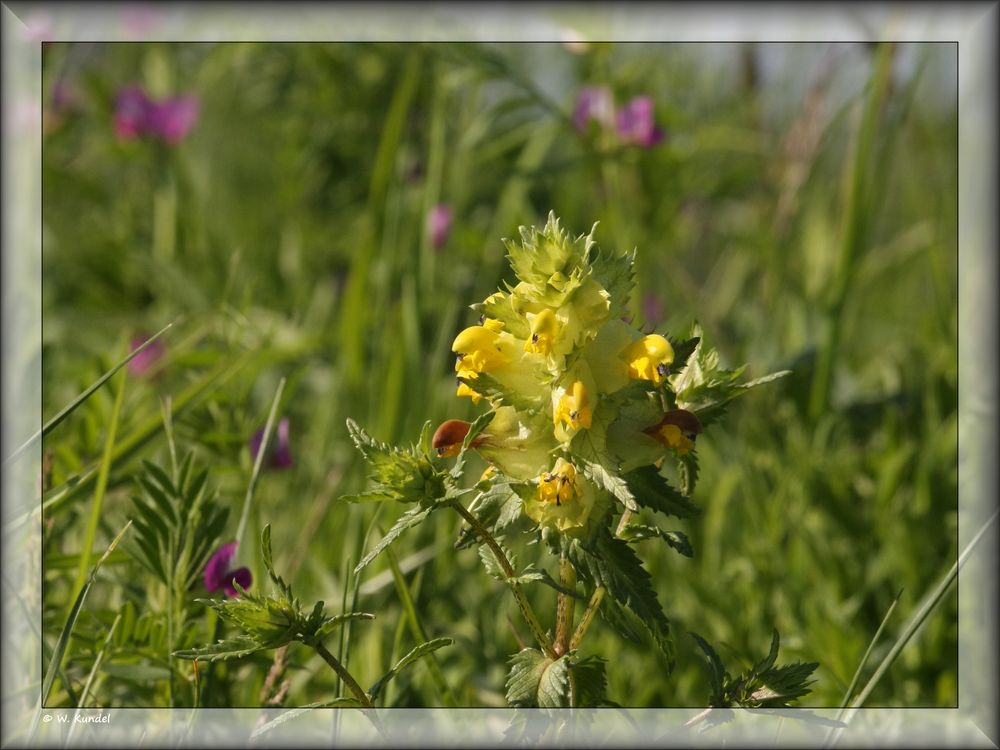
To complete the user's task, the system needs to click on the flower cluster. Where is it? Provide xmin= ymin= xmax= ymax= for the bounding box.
xmin=435 ymin=213 xmax=701 ymax=535
xmin=574 ymin=87 xmax=665 ymax=149
xmin=114 ymin=87 xmax=199 ymax=144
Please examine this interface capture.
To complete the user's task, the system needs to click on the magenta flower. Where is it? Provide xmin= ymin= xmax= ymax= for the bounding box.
xmin=573 ymin=86 xmax=614 ymax=133
xmin=204 ymin=543 xmax=252 ymax=598
xmin=127 ymin=334 xmax=166 ymax=377
xmin=114 ymin=87 xmax=156 ymax=140
xmin=150 ymin=96 xmax=199 ymax=144
xmin=427 ymin=204 xmax=453 ymax=249
xmin=114 ymin=87 xmax=199 ymax=144
xmin=250 ymin=418 xmax=293 ymax=470
xmin=52 ymin=82 xmax=76 ymax=114
xmin=615 ymin=96 xmax=665 ymax=149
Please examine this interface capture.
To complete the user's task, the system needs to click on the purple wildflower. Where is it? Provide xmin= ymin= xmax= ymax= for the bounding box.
xmin=114 ymin=87 xmax=156 ymax=140
xmin=114 ymin=87 xmax=199 ymax=144
xmin=204 ymin=542 xmax=252 ymax=598
xmin=615 ymin=96 xmax=665 ymax=149
xmin=150 ymin=96 xmax=199 ymax=144
xmin=573 ymin=86 xmax=614 ymax=133
xmin=127 ymin=334 xmax=166 ymax=377
xmin=250 ymin=418 xmax=293 ymax=470
xmin=427 ymin=204 xmax=453 ymax=249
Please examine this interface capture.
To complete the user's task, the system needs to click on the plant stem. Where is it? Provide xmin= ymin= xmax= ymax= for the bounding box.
xmin=312 ymin=642 xmax=373 ymax=708
xmin=570 ymin=587 xmax=605 ymax=652
xmin=449 ymin=499 xmax=557 ymax=659
xmin=554 ymin=556 xmax=576 ymax=656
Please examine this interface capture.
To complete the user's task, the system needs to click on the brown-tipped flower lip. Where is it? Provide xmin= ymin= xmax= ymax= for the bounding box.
xmin=432 ymin=419 xmax=488 ymax=455
xmin=644 ymin=408 xmax=703 ymax=438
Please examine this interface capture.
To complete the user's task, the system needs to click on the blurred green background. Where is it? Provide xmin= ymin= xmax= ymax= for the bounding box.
xmin=39 ymin=41 xmax=957 ymax=709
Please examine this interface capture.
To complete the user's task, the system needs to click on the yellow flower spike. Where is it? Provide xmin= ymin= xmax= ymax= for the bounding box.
xmin=524 ymin=308 xmax=560 ymax=356
xmin=622 ymin=334 xmax=674 ymax=386
xmin=537 ymin=460 xmax=579 ymax=507
xmin=553 ymin=380 xmax=592 ymax=431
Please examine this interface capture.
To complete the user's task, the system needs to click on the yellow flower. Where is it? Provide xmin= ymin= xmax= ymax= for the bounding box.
xmin=643 ymin=409 xmax=703 ymax=456
xmin=622 ymin=334 xmax=674 ymax=386
xmin=553 ymin=380 xmax=592 ymax=431
xmin=537 ymin=460 xmax=579 ymax=506
xmin=524 ymin=308 xmax=560 ymax=356
xmin=453 ymin=321 xmax=508 ymax=379
xmin=523 ymin=457 xmax=607 ymax=534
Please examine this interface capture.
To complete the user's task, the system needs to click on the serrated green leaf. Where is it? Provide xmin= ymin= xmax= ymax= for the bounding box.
xmin=315 ymin=612 xmax=376 ymax=641
xmin=568 ymin=531 xmax=675 ymax=670
xmin=515 ymin=565 xmax=585 ymax=598
xmin=755 ymin=661 xmax=820 ymax=706
xmin=690 ymin=632 xmax=727 ymax=699
xmin=623 ymin=465 xmax=700 ymax=520
xmin=505 ymin=648 xmax=549 ymax=708
xmin=579 ymin=457 xmax=638 ymax=512
xmin=666 ymin=335 xmax=700 ymax=376
xmin=570 ymin=655 xmax=608 ymax=707
xmin=590 ymin=248 xmax=636 ymax=320
xmin=619 ymin=524 xmax=694 ymax=558
xmin=173 ymin=635 xmax=265 ymax=662
xmin=537 ymin=655 xmax=572 ymax=708
xmin=678 ymin=451 xmax=700 ymax=496
xmin=367 ymin=637 xmax=453 ymax=700
xmin=477 ymin=540 xmax=513 ymax=581
xmin=354 ymin=505 xmax=434 ymax=575
xmin=752 ymin=629 xmax=781 ymax=677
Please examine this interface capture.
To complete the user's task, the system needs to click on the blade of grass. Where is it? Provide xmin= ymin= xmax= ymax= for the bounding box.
xmin=7 ymin=347 xmax=258 ymax=534
xmin=4 ymin=322 xmax=174 ymax=467
xmin=234 ymin=376 xmax=286 ymax=547
xmin=827 ymin=509 xmax=997 ymax=746
xmin=836 ymin=588 xmax=903 ymax=713
xmin=29 ymin=521 xmax=132 ymax=741
xmin=808 ymin=43 xmax=895 ymax=422
xmin=66 ymin=363 xmax=126 ymax=618
xmin=384 ymin=545 xmax=458 ymax=707
xmin=65 ymin=613 xmax=121 ymax=744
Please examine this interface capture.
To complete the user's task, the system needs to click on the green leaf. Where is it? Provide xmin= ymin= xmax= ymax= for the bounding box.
xmin=450 ymin=410 xmax=496 ymax=478
xmin=515 ymin=565 xmax=585 ymax=598
xmin=568 ymin=531 xmax=674 ymax=670
xmin=755 ymin=661 xmax=820 ymax=706
xmin=590 ymin=248 xmax=636 ymax=320
xmin=689 ymin=632 xmax=727 ymax=699
xmin=618 ymin=524 xmax=694 ymax=558
xmin=315 ymin=612 xmax=376 ymax=641
xmin=751 ymin=629 xmax=781 ymax=678
xmin=666 ymin=335 xmax=700 ymax=376
xmin=367 ymin=637 xmax=453 ymax=700
xmin=354 ymin=505 xmax=434 ymax=575
xmin=537 ymin=655 xmax=572 ymax=708
xmin=173 ymin=635 xmax=266 ymax=662
xmin=570 ymin=655 xmax=608 ymax=707
xmin=477 ymin=540 xmax=514 ymax=581
xmin=678 ymin=451 xmax=700 ymax=496
xmin=505 ymin=648 xmax=549 ymax=708
xmin=579 ymin=457 xmax=638 ymax=512
xmin=623 ymin=465 xmax=700 ymax=520
xmin=454 ymin=483 xmax=522 ymax=550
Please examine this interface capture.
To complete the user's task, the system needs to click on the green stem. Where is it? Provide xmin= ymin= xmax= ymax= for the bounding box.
xmin=312 ymin=642 xmax=373 ymax=708
xmin=449 ymin=500 xmax=556 ymax=659
xmin=569 ymin=587 xmax=605 ymax=652
xmin=554 ymin=556 xmax=576 ymax=657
